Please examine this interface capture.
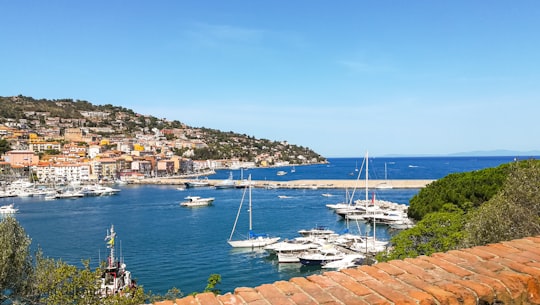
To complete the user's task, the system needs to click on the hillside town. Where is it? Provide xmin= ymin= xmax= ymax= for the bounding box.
xmin=0 ymin=96 xmax=325 ymax=185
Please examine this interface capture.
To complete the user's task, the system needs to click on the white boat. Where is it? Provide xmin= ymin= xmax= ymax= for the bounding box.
xmin=228 ymin=175 xmax=280 ymax=248
xmin=298 ymin=226 xmax=336 ymax=237
xmin=0 ymin=203 xmax=18 ymax=215
xmin=265 ymin=240 xmax=320 ymax=263
xmin=99 ymin=225 xmax=134 ymax=297
xmin=278 ymin=195 xmax=292 ymax=199
xmin=184 ymin=177 xmax=210 ymax=188
xmin=215 ymin=172 xmax=235 ymax=189
xmin=298 ymin=245 xmax=346 ymax=266
xmin=322 ymin=254 xmax=365 ymax=270
xmin=180 ymin=196 xmax=215 ymax=207
xmin=276 ymin=170 xmax=287 ymax=176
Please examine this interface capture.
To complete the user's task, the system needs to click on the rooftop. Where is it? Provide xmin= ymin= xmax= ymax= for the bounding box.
xmin=153 ymin=235 xmax=540 ymax=305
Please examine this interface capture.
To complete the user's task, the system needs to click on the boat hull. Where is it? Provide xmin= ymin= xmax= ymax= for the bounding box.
xmin=228 ymin=237 xmax=280 ymax=248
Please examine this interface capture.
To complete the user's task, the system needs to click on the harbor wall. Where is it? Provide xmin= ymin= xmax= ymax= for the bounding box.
xmin=130 ymin=178 xmax=435 ymax=189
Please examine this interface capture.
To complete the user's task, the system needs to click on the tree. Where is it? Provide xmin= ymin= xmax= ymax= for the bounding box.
xmin=0 ymin=216 xmax=34 ymax=303
xmin=463 ymin=161 xmax=540 ymax=247
xmin=378 ymin=207 xmax=465 ymax=261
xmin=203 ymin=274 xmax=221 ymax=295
xmin=0 ymin=139 xmax=11 ymax=155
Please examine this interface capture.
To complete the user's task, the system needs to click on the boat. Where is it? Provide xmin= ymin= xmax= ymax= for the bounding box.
xmin=180 ymin=196 xmax=215 ymax=207
xmin=99 ymin=225 xmax=134 ymax=296
xmin=297 ymin=245 xmax=346 ymax=266
xmin=184 ymin=177 xmax=210 ymax=188
xmin=215 ymin=172 xmax=235 ymax=189
xmin=291 ymin=166 xmax=296 ymax=173
xmin=0 ymin=203 xmax=18 ymax=215
xmin=228 ymin=175 xmax=280 ymax=248
xmin=276 ymin=170 xmax=287 ymax=176
xmin=278 ymin=195 xmax=292 ymax=199
xmin=376 ymin=162 xmax=393 ymax=189
xmin=265 ymin=240 xmax=319 ymax=263
xmin=321 ymin=254 xmax=365 ymax=270
xmin=298 ymin=226 xmax=336 ymax=238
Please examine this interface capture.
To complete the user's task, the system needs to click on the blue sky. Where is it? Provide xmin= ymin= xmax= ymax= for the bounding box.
xmin=1 ymin=1 xmax=539 ymax=157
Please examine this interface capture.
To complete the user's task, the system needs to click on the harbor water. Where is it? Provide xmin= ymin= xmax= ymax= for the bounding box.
xmin=2 ymin=156 xmax=526 ymax=295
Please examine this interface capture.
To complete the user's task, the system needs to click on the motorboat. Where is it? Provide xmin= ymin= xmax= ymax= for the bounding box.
xmin=298 ymin=246 xmax=346 ymax=266
xmin=276 ymin=170 xmax=287 ymax=176
xmin=184 ymin=177 xmax=210 ymax=188
xmin=298 ymin=226 xmax=336 ymax=238
xmin=265 ymin=240 xmax=320 ymax=263
xmin=180 ymin=196 xmax=215 ymax=207
xmin=322 ymin=254 xmax=365 ymax=270
xmin=0 ymin=203 xmax=18 ymax=215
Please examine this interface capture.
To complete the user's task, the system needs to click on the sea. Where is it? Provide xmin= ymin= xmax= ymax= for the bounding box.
xmin=1 ymin=156 xmax=533 ymax=296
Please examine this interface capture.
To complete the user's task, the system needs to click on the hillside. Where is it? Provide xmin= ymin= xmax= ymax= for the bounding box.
xmin=0 ymin=95 xmax=326 ymax=164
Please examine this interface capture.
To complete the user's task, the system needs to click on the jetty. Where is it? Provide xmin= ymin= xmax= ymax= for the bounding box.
xmin=129 ymin=178 xmax=434 ymax=189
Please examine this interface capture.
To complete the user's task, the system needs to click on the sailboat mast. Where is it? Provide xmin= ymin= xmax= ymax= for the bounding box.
xmin=365 ymin=151 xmax=369 ymax=202
xmin=248 ymin=175 xmax=253 ymax=232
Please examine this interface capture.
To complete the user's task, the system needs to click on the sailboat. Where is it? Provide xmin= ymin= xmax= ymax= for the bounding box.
xmin=376 ymin=162 xmax=393 ymax=189
xmin=228 ymin=175 xmax=280 ymax=248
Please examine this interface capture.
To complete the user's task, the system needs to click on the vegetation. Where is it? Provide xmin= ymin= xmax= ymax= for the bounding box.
xmin=0 ymin=216 xmax=220 ymax=304
xmin=0 ymin=139 xmax=11 ymax=155
xmin=0 ymin=95 xmax=326 ymax=163
xmin=379 ymin=159 xmax=540 ymax=262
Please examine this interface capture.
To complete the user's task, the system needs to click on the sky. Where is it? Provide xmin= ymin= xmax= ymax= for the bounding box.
xmin=1 ymin=1 xmax=539 ymax=157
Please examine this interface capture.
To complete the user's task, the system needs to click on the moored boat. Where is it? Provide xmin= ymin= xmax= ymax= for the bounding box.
xmin=184 ymin=177 xmax=210 ymax=188
xmin=99 ymin=225 xmax=135 ymax=296
xmin=228 ymin=175 xmax=280 ymax=248
xmin=215 ymin=172 xmax=235 ymax=189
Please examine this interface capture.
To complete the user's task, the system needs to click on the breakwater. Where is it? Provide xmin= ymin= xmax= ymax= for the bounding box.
xmin=129 ymin=178 xmax=435 ymax=189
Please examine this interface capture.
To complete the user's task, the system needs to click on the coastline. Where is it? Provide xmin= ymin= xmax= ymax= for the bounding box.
xmin=128 ymin=178 xmax=435 ymax=189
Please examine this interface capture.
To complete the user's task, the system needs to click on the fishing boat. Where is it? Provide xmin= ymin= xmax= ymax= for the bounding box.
xmin=228 ymin=175 xmax=280 ymax=248
xmin=99 ymin=225 xmax=134 ymax=296
xmin=0 ymin=203 xmax=18 ymax=215
xmin=180 ymin=196 xmax=215 ymax=207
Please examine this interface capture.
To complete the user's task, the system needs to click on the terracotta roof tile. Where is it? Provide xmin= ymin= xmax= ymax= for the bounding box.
xmin=152 ymin=235 xmax=540 ymax=305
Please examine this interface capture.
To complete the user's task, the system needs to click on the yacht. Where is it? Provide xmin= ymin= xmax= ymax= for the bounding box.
xmin=180 ymin=196 xmax=215 ymax=207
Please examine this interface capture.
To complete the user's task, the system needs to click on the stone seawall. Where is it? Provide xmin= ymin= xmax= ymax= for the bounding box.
xmin=129 ymin=178 xmax=435 ymax=189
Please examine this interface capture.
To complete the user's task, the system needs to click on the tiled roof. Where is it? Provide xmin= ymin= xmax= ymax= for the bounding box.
xmin=153 ymin=236 xmax=540 ymax=304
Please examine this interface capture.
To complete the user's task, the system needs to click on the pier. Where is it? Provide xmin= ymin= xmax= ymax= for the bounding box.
xmin=130 ymin=178 xmax=435 ymax=189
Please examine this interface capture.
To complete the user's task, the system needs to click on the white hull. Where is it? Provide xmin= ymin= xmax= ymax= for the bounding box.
xmin=277 ymin=252 xmax=301 ymax=263
xmin=228 ymin=236 xmax=280 ymax=248
xmin=180 ymin=196 xmax=214 ymax=207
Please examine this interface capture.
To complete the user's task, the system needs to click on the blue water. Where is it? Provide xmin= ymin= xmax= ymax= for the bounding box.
xmin=2 ymin=156 xmax=528 ymax=295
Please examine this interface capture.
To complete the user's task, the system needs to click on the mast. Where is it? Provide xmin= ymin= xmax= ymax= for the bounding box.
xmin=248 ymin=174 xmax=253 ymax=235
xmin=365 ymin=151 xmax=369 ymax=202
xmin=105 ymin=225 xmax=116 ymax=268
